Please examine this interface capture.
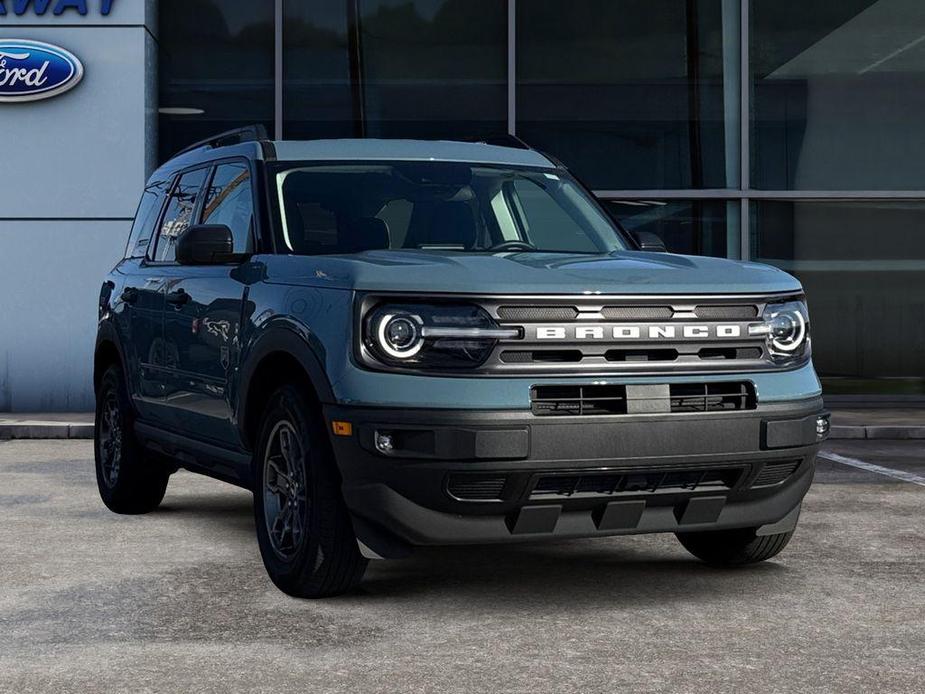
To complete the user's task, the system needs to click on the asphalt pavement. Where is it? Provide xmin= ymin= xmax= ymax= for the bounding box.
xmin=0 ymin=439 xmax=922 ymax=693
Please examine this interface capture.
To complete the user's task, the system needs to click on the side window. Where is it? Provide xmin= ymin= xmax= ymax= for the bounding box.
xmin=152 ymin=168 xmax=208 ymax=262
xmin=124 ymin=180 xmax=169 ymax=258
xmin=201 ymin=162 xmax=255 ymax=253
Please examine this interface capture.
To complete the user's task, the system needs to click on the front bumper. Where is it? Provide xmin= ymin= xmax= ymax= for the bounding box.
xmin=325 ymin=397 xmax=828 ymax=557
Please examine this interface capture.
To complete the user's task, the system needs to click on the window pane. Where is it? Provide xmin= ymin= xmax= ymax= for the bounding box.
xmin=752 ymin=1 xmax=925 ymax=190
xmin=158 ymin=1 xmax=274 ymax=162
xmin=358 ymin=0 xmax=507 ymax=139
xmin=283 ymin=2 xmax=357 ymax=139
xmin=153 ymin=169 xmax=209 ymax=263
xmin=284 ymin=0 xmax=506 ymax=140
xmin=202 ymin=163 xmax=255 ymax=253
xmin=751 ymin=201 xmax=925 ymax=390
xmin=125 ymin=180 xmax=170 ymax=259
xmin=607 ymin=200 xmax=739 ymax=258
xmin=518 ymin=0 xmax=740 ymax=190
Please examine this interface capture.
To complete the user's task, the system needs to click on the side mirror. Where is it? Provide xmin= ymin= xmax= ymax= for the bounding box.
xmin=176 ymin=224 xmax=239 ymax=265
xmin=633 ymin=231 xmax=667 ymax=253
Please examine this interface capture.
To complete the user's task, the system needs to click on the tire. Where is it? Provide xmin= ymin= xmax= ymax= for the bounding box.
xmin=253 ymin=385 xmax=367 ymax=598
xmin=676 ymin=526 xmax=795 ymax=566
xmin=95 ymin=365 xmax=169 ymax=514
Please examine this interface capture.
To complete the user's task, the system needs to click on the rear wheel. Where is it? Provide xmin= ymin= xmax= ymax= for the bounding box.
xmin=253 ymin=385 xmax=367 ymax=598
xmin=676 ymin=527 xmax=795 ymax=566
xmin=95 ymin=365 xmax=169 ymax=514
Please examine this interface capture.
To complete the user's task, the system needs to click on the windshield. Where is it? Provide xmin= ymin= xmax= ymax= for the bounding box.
xmin=272 ymin=162 xmax=629 ymax=255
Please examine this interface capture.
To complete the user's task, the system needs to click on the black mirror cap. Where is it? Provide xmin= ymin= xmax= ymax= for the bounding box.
xmin=633 ymin=231 xmax=668 ymax=253
xmin=175 ymin=224 xmax=238 ymax=265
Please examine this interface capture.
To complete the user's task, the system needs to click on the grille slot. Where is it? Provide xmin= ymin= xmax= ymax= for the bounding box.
xmin=500 ymin=350 xmax=583 ymax=364
xmin=693 ymin=304 xmax=759 ymax=320
xmin=497 ymin=305 xmax=579 ymax=321
xmin=531 ymin=385 xmax=628 ymax=416
xmin=447 ymin=474 xmax=508 ymax=501
xmin=531 ymin=467 xmax=742 ymax=499
xmin=698 ymin=346 xmax=763 ymax=361
xmin=532 ymin=382 xmax=755 ymax=416
xmin=751 ymin=460 xmax=802 ymax=487
xmin=606 ymin=348 xmax=679 ymax=362
xmin=601 ymin=306 xmax=674 ymax=320
xmin=669 ymin=382 xmax=755 ymax=413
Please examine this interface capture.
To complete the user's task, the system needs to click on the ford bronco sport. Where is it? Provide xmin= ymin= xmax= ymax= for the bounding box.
xmin=94 ymin=127 xmax=829 ymax=597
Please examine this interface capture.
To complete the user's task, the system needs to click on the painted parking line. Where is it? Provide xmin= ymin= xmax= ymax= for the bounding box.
xmin=819 ymin=451 xmax=925 ymax=487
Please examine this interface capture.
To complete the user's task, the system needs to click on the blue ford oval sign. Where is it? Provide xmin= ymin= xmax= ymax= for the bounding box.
xmin=0 ymin=39 xmax=84 ymax=103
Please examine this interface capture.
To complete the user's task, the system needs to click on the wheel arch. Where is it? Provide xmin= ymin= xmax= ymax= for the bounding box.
xmin=94 ymin=322 xmax=128 ymax=394
xmin=236 ymin=323 xmax=336 ymax=452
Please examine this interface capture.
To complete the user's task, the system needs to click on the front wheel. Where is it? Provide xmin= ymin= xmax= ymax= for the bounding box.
xmin=676 ymin=526 xmax=795 ymax=566
xmin=253 ymin=385 xmax=367 ymax=598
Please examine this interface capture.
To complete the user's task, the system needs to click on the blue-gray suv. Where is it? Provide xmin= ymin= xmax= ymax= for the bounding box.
xmin=94 ymin=127 xmax=829 ymax=597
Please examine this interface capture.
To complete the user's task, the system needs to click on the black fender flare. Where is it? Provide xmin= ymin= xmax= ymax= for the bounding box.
xmin=235 ymin=320 xmax=336 ymax=442
xmin=93 ymin=320 xmax=129 ymax=392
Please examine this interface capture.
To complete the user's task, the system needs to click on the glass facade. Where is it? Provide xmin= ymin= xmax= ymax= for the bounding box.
xmin=156 ymin=0 xmax=925 ymax=395
xmin=518 ymin=0 xmax=740 ymax=190
xmin=752 ymin=201 xmax=925 ymax=394
xmin=751 ymin=0 xmax=925 ymax=190
xmin=158 ymin=0 xmax=274 ymax=162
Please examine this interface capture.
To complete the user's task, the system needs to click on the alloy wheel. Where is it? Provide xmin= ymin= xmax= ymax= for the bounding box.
xmin=262 ymin=420 xmax=309 ymax=559
xmin=98 ymin=390 xmax=123 ymax=488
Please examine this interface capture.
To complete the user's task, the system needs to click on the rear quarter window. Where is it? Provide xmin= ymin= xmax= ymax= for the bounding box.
xmin=124 ymin=180 xmax=170 ymax=259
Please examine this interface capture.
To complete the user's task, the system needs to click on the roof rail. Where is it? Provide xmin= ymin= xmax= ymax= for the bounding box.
xmin=459 ymin=133 xmax=533 ymax=150
xmin=173 ymin=124 xmax=270 ymax=158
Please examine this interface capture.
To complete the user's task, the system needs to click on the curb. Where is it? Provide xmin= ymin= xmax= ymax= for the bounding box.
xmin=829 ymin=425 xmax=925 ymax=440
xmin=2 ymin=422 xmax=925 ymax=441
xmin=0 ymin=423 xmax=94 ymax=440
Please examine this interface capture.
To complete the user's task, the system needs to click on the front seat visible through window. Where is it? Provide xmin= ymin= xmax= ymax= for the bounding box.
xmin=337 ymin=217 xmax=391 ymax=253
xmin=407 ymin=201 xmax=478 ymax=249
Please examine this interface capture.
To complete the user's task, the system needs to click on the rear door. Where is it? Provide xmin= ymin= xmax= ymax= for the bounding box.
xmin=160 ymin=160 xmax=257 ymax=446
xmin=115 ymin=178 xmax=171 ymax=424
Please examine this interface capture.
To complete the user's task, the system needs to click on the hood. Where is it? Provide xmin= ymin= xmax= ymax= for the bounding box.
xmin=262 ymin=250 xmax=802 ymax=296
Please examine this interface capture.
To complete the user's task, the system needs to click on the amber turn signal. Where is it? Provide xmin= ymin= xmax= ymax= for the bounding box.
xmin=331 ymin=420 xmax=353 ymax=437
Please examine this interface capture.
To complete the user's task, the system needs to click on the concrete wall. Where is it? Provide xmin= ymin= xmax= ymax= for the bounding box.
xmin=0 ymin=2 xmax=156 ymax=411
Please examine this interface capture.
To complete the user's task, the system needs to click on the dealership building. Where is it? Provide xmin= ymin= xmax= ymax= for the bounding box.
xmin=1 ymin=0 xmax=923 ymax=411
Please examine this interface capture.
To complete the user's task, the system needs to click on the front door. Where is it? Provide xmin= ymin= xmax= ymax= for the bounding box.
xmin=160 ymin=161 xmax=258 ymax=446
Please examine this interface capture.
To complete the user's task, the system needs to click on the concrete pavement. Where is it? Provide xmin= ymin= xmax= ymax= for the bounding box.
xmin=0 ymin=439 xmax=923 ymax=693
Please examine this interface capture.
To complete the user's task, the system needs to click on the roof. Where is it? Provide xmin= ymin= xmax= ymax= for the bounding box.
xmin=271 ymin=139 xmax=557 ymax=168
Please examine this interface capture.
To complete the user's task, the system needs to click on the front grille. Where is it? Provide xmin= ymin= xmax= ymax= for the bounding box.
xmin=531 ymin=467 xmax=742 ymax=499
xmin=531 ymin=382 xmax=756 ymax=416
xmin=751 ymin=460 xmax=802 ymax=487
xmin=474 ymin=294 xmax=804 ymax=375
xmin=446 ymin=474 xmax=508 ymax=501
xmin=495 ymin=304 xmax=759 ymax=322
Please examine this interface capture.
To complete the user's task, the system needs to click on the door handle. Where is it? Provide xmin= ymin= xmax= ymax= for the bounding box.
xmin=121 ymin=287 xmax=139 ymax=304
xmin=166 ymin=289 xmax=191 ymax=307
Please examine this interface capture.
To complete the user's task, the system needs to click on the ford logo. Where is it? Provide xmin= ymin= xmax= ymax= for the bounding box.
xmin=0 ymin=39 xmax=84 ymax=103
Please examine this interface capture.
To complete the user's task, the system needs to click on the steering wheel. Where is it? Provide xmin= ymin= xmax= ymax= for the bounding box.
xmin=485 ymin=240 xmax=537 ymax=252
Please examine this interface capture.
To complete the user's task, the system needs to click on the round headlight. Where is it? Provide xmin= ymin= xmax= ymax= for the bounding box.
xmin=768 ymin=311 xmax=806 ymax=352
xmin=375 ymin=313 xmax=423 ymax=359
xmin=761 ymin=300 xmax=810 ymax=362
